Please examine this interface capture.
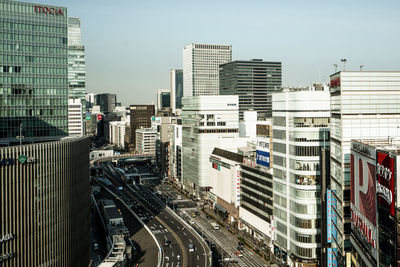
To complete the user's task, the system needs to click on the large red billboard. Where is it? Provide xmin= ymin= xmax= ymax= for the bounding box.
xmin=376 ymin=152 xmax=395 ymax=217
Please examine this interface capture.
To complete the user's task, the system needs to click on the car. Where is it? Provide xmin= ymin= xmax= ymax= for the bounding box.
xmin=164 ymin=240 xmax=171 ymax=246
xmin=177 ymin=195 xmax=182 ymax=200
xmin=188 ymin=243 xmax=195 ymax=252
xmin=206 ymin=215 xmax=211 ymax=219
xmin=190 ymin=220 xmax=195 ymax=224
xmin=235 ymin=251 xmax=243 ymax=258
xmin=94 ymin=243 xmax=99 ymax=250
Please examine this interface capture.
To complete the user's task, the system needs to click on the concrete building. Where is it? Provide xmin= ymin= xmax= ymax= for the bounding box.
xmin=220 ymin=59 xmax=282 ymax=120
xmin=170 ymin=123 xmax=182 ymax=183
xmin=158 ymin=117 xmax=180 ymax=180
xmin=157 ymin=89 xmax=171 ymax=112
xmin=183 ymin=43 xmax=232 ymax=97
xmin=68 ymin=98 xmax=83 ymax=135
xmin=109 ymin=120 xmax=129 ymax=149
xmin=0 ymin=1 xmax=69 ymax=145
xmin=86 ymin=93 xmax=96 ymax=109
xmin=130 ymin=105 xmax=155 ymax=151
xmin=0 ymin=136 xmax=90 ymax=267
xmin=136 ymin=127 xmax=157 ymax=155
xmin=170 ymin=69 xmax=183 ymax=114
xmin=181 ymin=95 xmax=240 ymax=197
xmin=328 ymin=71 xmax=400 ymax=264
xmin=68 ymin=17 xmax=86 ymax=115
xmin=272 ymin=88 xmax=330 ymax=266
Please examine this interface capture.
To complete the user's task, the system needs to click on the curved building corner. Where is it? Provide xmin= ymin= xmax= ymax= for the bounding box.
xmin=0 ymin=136 xmax=90 ymax=267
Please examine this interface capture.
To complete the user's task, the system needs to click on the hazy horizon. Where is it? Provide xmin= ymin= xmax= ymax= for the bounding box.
xmin=29 ymin=0 xmax=400 ymax=106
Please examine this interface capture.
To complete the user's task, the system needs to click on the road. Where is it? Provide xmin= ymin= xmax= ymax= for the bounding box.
xmin=98 ymin=161 xmax=211 ymax=267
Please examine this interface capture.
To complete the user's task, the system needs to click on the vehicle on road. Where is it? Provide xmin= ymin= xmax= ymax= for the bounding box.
xmin=188 ymin=243 xmax=195 ymax=252
xmin=177 ymin=195 xmax=182 ymax=200
xmin=164 ymin=239 xmax=171 ymax=246
xmin=94 ymin=243 xmax=99 ymax=250
xmin=190 ymin=220 xmax=195 ymax=225
xmin=211 ymin=222 xmax=220 ymax=230
xmin=235 ymin=251 xmax=243 ymax=258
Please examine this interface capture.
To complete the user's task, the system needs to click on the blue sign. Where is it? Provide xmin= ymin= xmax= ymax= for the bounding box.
xmin=327 ymin=190 xmax=332 ymax=243
xmin=256 ymin=150 xmax=270 ymax=167
xmin=327 ymin=248 xmax=337 ymax=266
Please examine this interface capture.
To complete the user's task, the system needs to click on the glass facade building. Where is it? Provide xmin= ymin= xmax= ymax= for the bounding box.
xmin=170 ymin=69 xmax=183 ymax=113
xmin=68 ymin=17 xmax=85 ymax=115
xmin=0 ymin=0 xmax=69 ymax=145
xmin=220 ymin=59 xmax=282 ymax=120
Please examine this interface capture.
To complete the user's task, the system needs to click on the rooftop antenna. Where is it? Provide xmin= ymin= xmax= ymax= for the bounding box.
xmin=333 ymin=64 xmax=338 ymax=73
xmin=360 ymin=65 xmax=364 ymax=71
xmin=340 ymin=59 xmax=347 ymax=71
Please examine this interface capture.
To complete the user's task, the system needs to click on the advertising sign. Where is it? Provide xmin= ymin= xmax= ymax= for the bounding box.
xmin=85 ymin=113 xmax=91 ymax=120
xmin=327 ymin=248 xmax=338 ymax=267
xmin=350 ymin=142 xmax=377 ymax=259
xmin=327 ymin=190 xmax=332 ymax=243
xmin=97 ymin=114 xmax=102 ymax=121
xmin=256 ymin=150 xmax=270 ymax=167
xmin=376 ymin=152 xmax=395 ymax=217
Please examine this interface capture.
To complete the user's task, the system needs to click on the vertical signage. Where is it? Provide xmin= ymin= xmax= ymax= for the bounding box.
xmin=327 ymin=190 xmax=332 ymax=243
xmin=97 ymin=114 xmax=102 ymax=120
xmin=376 ymin=151 xmax=395 ymax=217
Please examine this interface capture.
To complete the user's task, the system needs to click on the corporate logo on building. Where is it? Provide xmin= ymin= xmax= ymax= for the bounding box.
xmin=376 ymin=152 xmax=395 ymax=216
xmin=350 ymin=148 xmax=377 ymax=259
xmin=256 ymin=150 xmax=270 ymax=167
xmin=34 ymin=6 xmax=64 ymax=16
xmin=1 ymin=156 xmax=36 ymax=167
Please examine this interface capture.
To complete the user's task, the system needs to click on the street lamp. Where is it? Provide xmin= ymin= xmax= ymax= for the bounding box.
xmin=340 ymin=59 xmax=347 ymax=71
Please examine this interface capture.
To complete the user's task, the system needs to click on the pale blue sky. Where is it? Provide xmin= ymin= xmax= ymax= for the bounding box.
xmin=30 ymin=0 xmax=400 ymax=106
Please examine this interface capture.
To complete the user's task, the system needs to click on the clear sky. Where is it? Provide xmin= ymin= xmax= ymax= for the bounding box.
xmin=30 ymin=0 xmax=400 ymax=106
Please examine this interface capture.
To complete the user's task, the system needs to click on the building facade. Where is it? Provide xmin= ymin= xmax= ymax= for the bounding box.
xmin=136 ymin=127 xmax=157 ymax=155
xmin=68 ymin=98 xmax=83 ymax=135
xmin=130 ymin=105 xmax=155 ymax=150
xmin=68 ymin=17 xmax=85 ymax=115
xmin=96 ymin=93 xmax=116 ymax=114
xmin=220 ymin=59 xmax=282 ymax=120
xmin=183 ymin=43 xmax=232 ymax=97
xmin=0 ymin=1 xmax=69 ymax=145
xmin=0 ymin=136 xmax=90 ymax=267
xmin=109 ymin=120 xmax=129 ymax=149
xmin=272 ymin=89 xmax=330 ymax=266
xmin=157 ymin=89 xmax=170 ymax=111
xmin=329 ymin=71 xmax=400 ymax=264
xmin=170 ymin=69 xmax=183 ymax=114
xmin=181 ymin=95 xmax=239 ymax=197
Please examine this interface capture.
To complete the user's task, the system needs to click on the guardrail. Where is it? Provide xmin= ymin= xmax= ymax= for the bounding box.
xmin=98 ymin=235 xmax=126 ymax=267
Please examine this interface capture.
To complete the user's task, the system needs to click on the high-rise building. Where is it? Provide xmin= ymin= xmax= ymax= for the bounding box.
xmin=86 ymin=92 xmax=96 ymax=109
xmin=328 ymin=71 xmax=400 ymax=264
xmin=68 ymin=17 xmax=86 ymax=115
xmin=0 ymin=136 xmax=91 ymax=267
xmin=96 ymin=93 xmax=116 ymax=113
xmin=219 ymin=59 xmax=282 ymax=120
xmin=157 ymin=89 xmax=171 ymax=111
xmin=109 ymin=120 xmax=129 ymax=149
xmin=272 ymin=88 xmax=330 ymax=266
xmin=170 ymin=69 xmax=183 ymax=114
xmin=183 ymin=43 xmax=232 ymax=97
xmin=0 ymin=1 xmax=69 ymax=145
xmin=181 ymin=95 xmax=240 ymax=197
xmin=68 ymin=98 xmax=83 ymax=135
xmin=130 ymin=105 xmax=155 ymax=150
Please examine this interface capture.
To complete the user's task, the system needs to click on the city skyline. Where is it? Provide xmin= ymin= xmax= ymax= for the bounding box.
xmin=25 ymin=0 xmax=400 ymax=106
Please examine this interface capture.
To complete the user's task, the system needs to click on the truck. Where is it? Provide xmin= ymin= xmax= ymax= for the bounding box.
xmin=211 ymin=222 xmax=220 ymax=230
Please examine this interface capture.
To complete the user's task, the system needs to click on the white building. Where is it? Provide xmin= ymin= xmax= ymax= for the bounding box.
xmin=183 ymin=43 xmax=232 ymax=97
xmin=170 ymin=124 xmax=182 ymax=183
xmin=136 ymin=128 xmax=158 ymax=155
xmin=68 ymin=98 xmax=83 ymax=135
xmin=181 ymin=95 xmax=240 ymax=197
xmin=109 ymin=121 xmax=129 ymax=149
xmin=329 ymin=71 xmax=400 ymax=262
xmin=272 ymin=88 xmax=330 ymax=266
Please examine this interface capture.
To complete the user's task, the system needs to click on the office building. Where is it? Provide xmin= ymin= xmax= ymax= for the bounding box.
xmin=96 ymin=93 xmax=116 ymax=113
xmin=170 ymin=123 xmax=182 ymax=183
xmin=0 ymin=1 xmax=69 ymax=145
xmin=347 ymin=139 xmax=400 ymax=266
xmin=181 ymin=95 xmax=240 ymax=197
xmin=136 ymin=127 xmax=157 ymax=155
xmin=157 ymin=89 xmax=171 ymax=111
xmin=272 ymin=88 xmax=330 ymax=266
xmin=68 ymin=18 xmax=86 ymax=115
xmin=109 ymin=120 xmax=129 ymax=149
xmin=183 ymin=43 xmax=232 ymax=97
xmin=328 ymin=71 xmax=400 ymax=264
xmin=68 ymin=98 xmax=83 ymax=135
xmin=86 ymin=92 xmax=96 ymax=109
xmin=0 ymin=136 xmax=90 ymax=267
xmin=130 ymin=105 xmax=155 ymax=150
xmin=170 ymin=69 xmax=183 ymax=114
xmin=220 ymin=59 xmax=282 ymax=120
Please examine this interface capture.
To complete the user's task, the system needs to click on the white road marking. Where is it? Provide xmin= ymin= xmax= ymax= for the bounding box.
xmin=197 ymin=255 xmax=199 ymax=260
xmin=183 ymin=232 xmax=186 ymax=236
xmin=189 ymin=239 xmax=192 ymax=243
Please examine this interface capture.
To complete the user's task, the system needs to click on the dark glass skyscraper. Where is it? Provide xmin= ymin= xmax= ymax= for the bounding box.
xmin=0 ymin=0 xmax=69 ymax=145
xmin=219 ymin=59 xmax=282 ymax=120
xmin=170 ymin=69 xmax=183 ymax=113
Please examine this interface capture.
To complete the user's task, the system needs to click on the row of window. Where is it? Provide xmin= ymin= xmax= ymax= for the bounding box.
xmin=197 ymin=128 xmax=238 ymax=134
xmin=0 ymin=32 xmax=67 ymax=44
xmin=0 ymin=108 xmax=67 ymax=116
xmin=0 ymin=77 xmax=67 ymax=86
xmin=0 ymin=54 xmax=67 ymax=64
xmin=0 ymin=21 xmax=66 ymax=34
xmin=0 ymin=87 xmax=68 ymax=95
xmin=1 ymin=43 xmax=66 ymax=53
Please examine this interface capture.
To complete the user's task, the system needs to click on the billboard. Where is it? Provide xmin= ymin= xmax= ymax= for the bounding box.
xmin=85 ymin=112 xmax=91 ymax=120
xmin=376 ymin=151 xmax=395 ymax=217
xmin=256 ymin=150 xmax=270 ymax=167
xmin=350 ymin=141 xmax=377 ymax=259
xmin=327 ymin=248 xmax=338 ymax=267
xmin=327 ymin=190 xmax=332 ymax=243
xmin=97 ymin=114 xmax=102 ymax=121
